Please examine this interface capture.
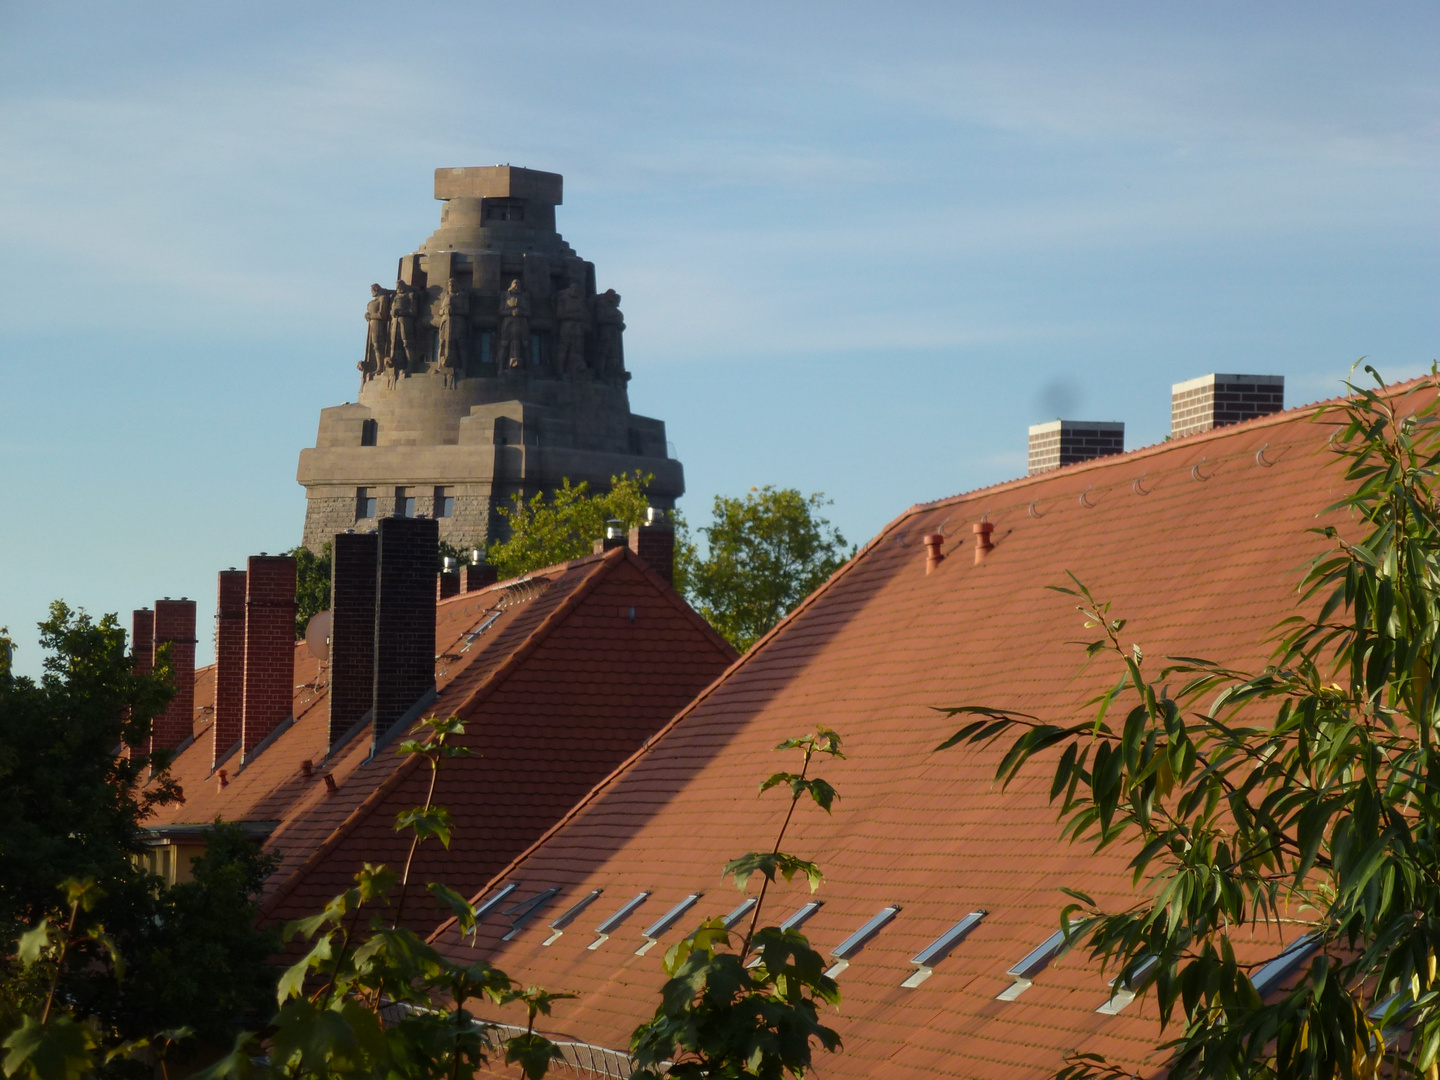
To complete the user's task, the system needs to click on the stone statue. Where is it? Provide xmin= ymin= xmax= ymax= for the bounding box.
xmin=437 ymin=279 xmax=469 ymax=388
xmin=554 ymin=282 xmax=589 ymax=376
xmin=388 ymin=280 xmax=419 ymax=375
xmin=594 ymin=288 xmax=626 ymax=380
xmin=498 ymin=279 xmax=530 ymax=374
xmin=360 ymin=283 xmax=394 ymax=384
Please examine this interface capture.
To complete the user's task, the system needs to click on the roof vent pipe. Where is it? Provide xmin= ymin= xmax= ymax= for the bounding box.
xmin=973 ymin=521 xmax=995 ymax=564
xmin=600 ymin=519 xmax=628 ymax=552
xmin=923 ymin=534 xmax=945 ymax=574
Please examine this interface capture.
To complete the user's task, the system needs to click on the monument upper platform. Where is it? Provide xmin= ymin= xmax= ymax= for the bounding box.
xmin=434 ymin=166 xmax=563 ymax=206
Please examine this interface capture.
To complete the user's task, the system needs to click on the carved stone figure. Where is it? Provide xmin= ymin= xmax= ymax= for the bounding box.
xmin=437 ymin=279 xmax=470 ymax=388
xmin=360 ymin=283 xmax=394 ymax=384
xmin=498 ymin=279 xmax=530 ymax=374
xmin=594 ymin=288 xmax=626 ymax=380
xmin=388 ymin=281 xmax=419 ymax=375
xmin=554 ymin=283 xmax=589 ymax=376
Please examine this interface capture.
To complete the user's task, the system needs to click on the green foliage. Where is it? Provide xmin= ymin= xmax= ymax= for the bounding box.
xmin=630 ymin=729 xmax=845 ymax=1080
xmin=485 ymin=472 xmax=654 ymax=581
xmin=289 ymin=543 xmax=331 ymax=639
xmin=680 ymin=487 xmax=851 ymax=652
xmin=940 ymin=367 xmax=1440 ymax=1080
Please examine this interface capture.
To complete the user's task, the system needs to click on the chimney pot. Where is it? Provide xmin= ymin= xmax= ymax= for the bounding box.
xmin=301 ymin=759 xmax=313 ymax=778
xmin=601 ymin=518 xmax=628 ymax=551
xmin=629 ymin=513 xmax=677 ymax=585
xmin=973 ymin=521 xmax=995 ymax=564
xmin=217 ymin=768 xmax=229 ymax=787
xmin=923 ymin=533 xmax=946 ymax=574
xmin=324 ymin=773 xmax=338 ymax=793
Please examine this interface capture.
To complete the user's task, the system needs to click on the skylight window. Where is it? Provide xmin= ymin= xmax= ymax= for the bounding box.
xmin=692 ymin=897 xmax=755 ymax=940
xmin=501 ymin=887 xmax=560 ymax=941
xmin=472 ymin=883 xmax=519 ymax=925
xmin=1250 ymin=935 xmax=1319 ymax=998
xmin=636 ymin=894 xmax=702 ymax=955
xmin=544 ymin=889 xmax=602 ymax=946
xmin=588 ymin=891 xmax=651 ymax=951
xmin=997 ymin=928 xmax=1067 ymax=1000
xmin=1095 ymin=955 xmax=1158 ymax=1015
xmin=825 ymin=906 xmax=900 ymax=977
xmin=901 ymin=911 xmax=986 ymax=989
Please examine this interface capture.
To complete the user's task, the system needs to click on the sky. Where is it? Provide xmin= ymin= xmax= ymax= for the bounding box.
xmin=1 ymin=2 xmax=1436 ymax=677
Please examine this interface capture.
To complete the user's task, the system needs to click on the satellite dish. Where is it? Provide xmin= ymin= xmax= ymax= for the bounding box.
xmin=305 ymin=610 xmax=332 ymax=661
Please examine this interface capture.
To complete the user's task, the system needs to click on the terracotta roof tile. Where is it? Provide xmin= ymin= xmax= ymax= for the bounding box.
xmin=144 ymin=547 xmax=735 ymax=932
xmin=425 ymin=391 xmax=1396 ymax=1079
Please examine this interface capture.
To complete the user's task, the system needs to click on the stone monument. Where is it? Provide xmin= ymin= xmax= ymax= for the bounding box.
xmin=297 ymin=166 xmax=684 ymax=551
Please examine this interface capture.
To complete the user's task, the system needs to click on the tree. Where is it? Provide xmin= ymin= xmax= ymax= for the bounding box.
xmin=630 ymin=729 xmax=844 ymax=1080
xmin=680 ymin=487 xmax=850 ymax=652
xmin=289 ymin=543 xmax=331 ymax=639
xmin=0 ymin=605 xmax=281 ymax=1067
xmin=485 ymin=472 xmax=653 ymax=581
xmin=941 ymin=369 xmax=1440 ymax=1080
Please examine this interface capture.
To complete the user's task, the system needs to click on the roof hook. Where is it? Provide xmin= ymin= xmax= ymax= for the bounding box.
xmin=1191 ymin=457 xmax=1211 ymax=482
xmin=937 ymin=516 xmax=955 ymax=536
xmin=980 ymin=511 xmax=990 ymax=524
xmin=1132 ymin=473 xmax=1151 ymax=496
xmin=1255 ymin=443 xmax=1276 ymax=467
xmin=1028 ymin=501 xmax=1044 ymax=519
xmin=1078 ymin=486 xmax=1096 ymax=508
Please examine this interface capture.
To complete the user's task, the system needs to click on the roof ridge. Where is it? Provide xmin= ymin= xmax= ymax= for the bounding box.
xmin=260 ymin=550 xmax=625 ymax=921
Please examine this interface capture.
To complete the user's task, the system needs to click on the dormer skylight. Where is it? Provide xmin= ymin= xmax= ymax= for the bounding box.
xmin=825 ymin=906 xmax=900 ymax=977
xmin=1250 ymin=935 xmax=1319 ymax=998
xmin=694 ymin=897 xmax=756 ymax=940
xmin=997 ymin=928 xmax=1067 ymax=1000
xmin=636 ymin=894 xmax=702 ymax=955
xmin=746 ymin=901 xmax=826 ymax=968
xmin=901 ymin=911 xmax=986 ymax=988
xmin=1095 ymin=955 xmax=1157 ymax=1015
xmin=501 ymin=887 xmax=560 ymax=941
xmin=588 ymin=891 xmax=651 ymax=951
xmin=544 ymin=889 xmax=602 ymax=946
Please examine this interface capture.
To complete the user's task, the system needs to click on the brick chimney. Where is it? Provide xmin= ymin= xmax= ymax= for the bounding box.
xmin=241 ymin=555 xmax=296 ymax=762
xmin=438 ymin=557 xmax=461 ymax=601
xmin=1027 ymin=420 xmax=1124 ymax=476
xmin=329 ymin=531 xmax=378 ymax=752
xmin=373 ymin=515 xmax=438 ymax=750
xmin=1171 ymin=374 xmax=1284 ymax=439
xmin=629 ymin=508 xmax=675 ymax=586
xmin=151 ymin=599 xmax=197 ymax=753
xmin=131 ymin=608 xmax=154 ymax=675
xmin=213 ymin=569 xmax=246 ymax=768
xmin=463 ymin=556 xmax=498 ymax=592
xmin=595 ymin=518 xmax=627 ymax=554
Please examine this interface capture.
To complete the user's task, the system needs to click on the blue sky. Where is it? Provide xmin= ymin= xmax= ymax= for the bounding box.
xmin=1 ymin=2 xmax=1436 ymax=676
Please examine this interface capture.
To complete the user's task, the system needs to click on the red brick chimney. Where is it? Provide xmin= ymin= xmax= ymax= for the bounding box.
xmin=131 ymin=608 xmax=155 ymax=675
xmin=213 ymin=569 xmax=246 ymax=768
xmin=463 ymin=551 xmax=497 ymax=592
xmin=629 ymin=508 xmax=675 ymax=586
xmin=437 ymin=558 xmax=461 ymax=601
xmin=373 ymin=516 xmax=438 ymax=750
xmin=241 ymin=554 xmax=296 ymax=762
xmin=329 ymin=531 xmax=377 ymax=751
xmin=150 ymin=599 xmax=197 ymax=754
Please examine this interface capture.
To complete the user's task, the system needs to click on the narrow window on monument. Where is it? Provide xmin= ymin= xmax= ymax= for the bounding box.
xmin=360 ymin=419 xmax=377 ymax=446
xmin=395 ymin=487 xmax=416 ymax=518
xmin=356 ymin=488 xmax=376 ymax=521
xmin=531 ymin=333 xmax=542 ymax=367
xmin=436 ymin=487 xmax=454 ymax=518
xmin=478 ymin=331 xmax=492 ymax=370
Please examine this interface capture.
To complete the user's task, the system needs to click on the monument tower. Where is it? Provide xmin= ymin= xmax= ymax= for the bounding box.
xmin=297 ymin=166 xmax=683 ymax=551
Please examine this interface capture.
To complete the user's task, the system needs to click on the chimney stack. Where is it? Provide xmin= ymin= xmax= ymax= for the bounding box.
xmin=329 ymin=531 xmax=378 ymax=751
xmin=463 ymin=555 xmax=498 ymax=592
xmin=1171 ymin=374 xmax=1284 ymax=439
xmin=131 ymin=608 xmax=155 ymax=675
xmin=373 ymin=515 xmax=438 ymax=749
xmin=437 ymin=557 xmax=461 ymax=601
xmin=150 ymin=599 xmax=197 ymax=753
xmin=628 ymin=508 xmax=675 ymax=586
xmin=1027 ymin=420 xmax=1124 ymax=476
xmin=241 ymin=555 xmax=296 ymax=762
xmin=213 ymin=569 xmax=247 ymax=768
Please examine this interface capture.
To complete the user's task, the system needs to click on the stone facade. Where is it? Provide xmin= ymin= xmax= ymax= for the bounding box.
xmin=298 ymin=166 xmax=684 ymax=552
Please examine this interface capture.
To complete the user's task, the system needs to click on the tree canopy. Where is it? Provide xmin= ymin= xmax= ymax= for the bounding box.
xmin=680 ymin=486 xmax=850 ymax=652
xmin=485 ymin=472 xmax=652 ymax=581
xmin=942 ymin=369 xmax=1440 ymax=1080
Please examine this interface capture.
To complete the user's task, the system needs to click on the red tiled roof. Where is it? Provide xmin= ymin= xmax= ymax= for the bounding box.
xmin=427 ymin=390 xmax=1392 ymax=1080
xmin=145 ymin=547 xmax=735 ymax=931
